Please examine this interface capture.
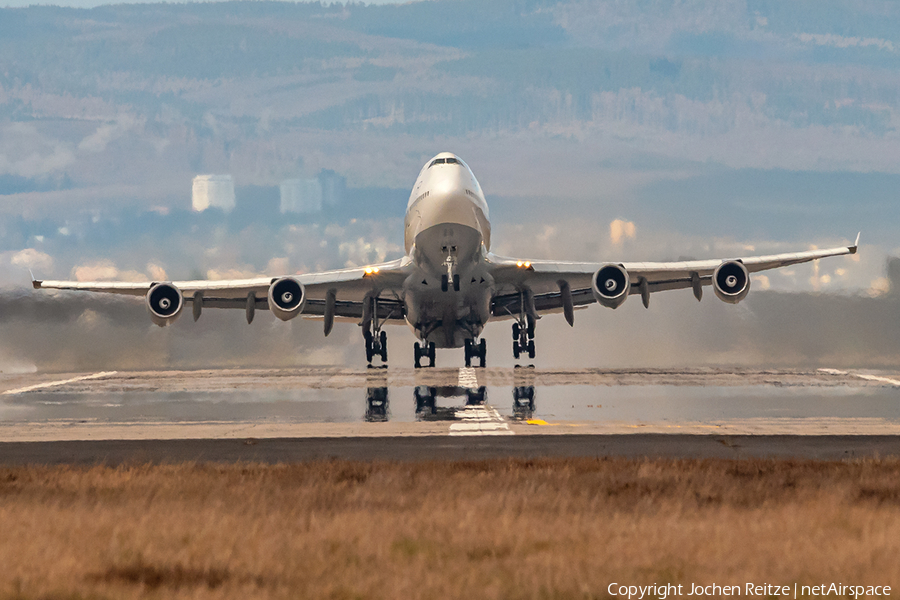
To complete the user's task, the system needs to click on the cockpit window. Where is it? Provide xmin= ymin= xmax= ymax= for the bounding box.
xmin=445 ymin=157 xmax=458 ymax=164
xmin=429 ymin=158 xmax=446 ymax=168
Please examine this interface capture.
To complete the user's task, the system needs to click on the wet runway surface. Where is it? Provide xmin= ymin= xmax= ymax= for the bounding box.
xmin=1 ymin=366 xmax=898 ymax=461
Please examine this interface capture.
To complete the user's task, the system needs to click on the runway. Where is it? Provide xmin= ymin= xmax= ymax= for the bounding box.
xmin=3 ymin=365 xmax=895 ymax=395
xmin=1 ymin=435 xmax=898 ymax=465
xmin=1 ymin=366 xmax=898 ymax=462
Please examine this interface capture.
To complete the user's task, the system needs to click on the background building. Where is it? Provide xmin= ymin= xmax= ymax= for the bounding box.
xmin=319 ymin=169 xmax=347 ymax=209
xmin=279 ymin=171 xmax=347 ymax=214
xmin=192 ymin=175 xmax=236 ymax=213
xmin=279 ymin=178 xmax=322 ymax=214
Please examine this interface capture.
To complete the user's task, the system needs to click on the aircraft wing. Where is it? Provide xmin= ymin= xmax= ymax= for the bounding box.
xmin=488 ymin=235 xmax=860 ymax=321
xmin=33 ymin=257 xmax=412 ymax=324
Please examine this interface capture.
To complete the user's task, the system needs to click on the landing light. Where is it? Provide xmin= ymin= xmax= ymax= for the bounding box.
xmin=364 ymin=266 xmax=380 ymax=276
xmin=516 ymin=261 xmax=531 ymax=269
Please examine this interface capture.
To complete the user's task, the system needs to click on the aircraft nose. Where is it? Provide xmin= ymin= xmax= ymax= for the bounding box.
xmin=432 ymin=169 xmax=468 ymax=196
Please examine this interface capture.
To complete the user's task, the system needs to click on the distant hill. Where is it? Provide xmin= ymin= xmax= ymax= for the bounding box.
xmin=0 ymin=0 xmax=897 ymax=289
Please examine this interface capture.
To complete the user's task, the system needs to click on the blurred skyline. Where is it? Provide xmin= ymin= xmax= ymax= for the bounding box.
xmin=0 ymin=0 xmax=411 ymax=7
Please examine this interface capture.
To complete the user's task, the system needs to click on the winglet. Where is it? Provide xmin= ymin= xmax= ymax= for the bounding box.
xmin=29 ymin=269 xmax=42 ymax=289
xmin=850 ymin=232 xmax=860 ymax=254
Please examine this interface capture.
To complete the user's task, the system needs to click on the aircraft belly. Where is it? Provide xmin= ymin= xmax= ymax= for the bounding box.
xmin=403 ymin=223 xmax=494 ymax=348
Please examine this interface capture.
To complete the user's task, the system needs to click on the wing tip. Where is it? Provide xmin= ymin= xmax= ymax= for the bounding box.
xmin=29 ymin=269 xmax=43 ymax=289
xmin=850 ymin=232 xmax=861 ymax=254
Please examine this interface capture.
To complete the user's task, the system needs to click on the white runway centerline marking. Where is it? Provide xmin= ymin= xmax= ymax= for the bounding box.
xmin=855 ymin=374 xmax=900 ymax=386
xmin=2 ymin=371 xmax=118 ymax=396
xmin=818 ymin=368 xmax=900 ymax=387
xmin=818 ymin=368 xmax=847 ymax=376
xmin=449 ymin=404 xmax=514 ymax=436
xmin=457 ymin=367 xmax=479 ymax=388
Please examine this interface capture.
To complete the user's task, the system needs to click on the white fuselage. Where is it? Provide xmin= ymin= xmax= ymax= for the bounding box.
xmin=402 ymin=153 xmax=494 ymax=348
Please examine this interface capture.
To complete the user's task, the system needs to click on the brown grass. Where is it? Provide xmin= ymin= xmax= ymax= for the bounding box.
xmin=1 ymin=458 xmax=899 ymax=599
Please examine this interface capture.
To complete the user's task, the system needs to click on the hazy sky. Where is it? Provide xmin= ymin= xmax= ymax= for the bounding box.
xmin=1 ymin=0 xmax=897 ymax=294
xmin=0 ymin=0 xmax=409 ymax=6
xmin=0 ymin=0 xmax=898 ymax=371
xmin=1 ymin=1 xmax=898 ymax=323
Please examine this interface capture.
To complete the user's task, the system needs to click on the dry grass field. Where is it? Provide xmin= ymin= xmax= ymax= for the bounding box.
xmin=1 ymin=457 xmax=900 ymax=600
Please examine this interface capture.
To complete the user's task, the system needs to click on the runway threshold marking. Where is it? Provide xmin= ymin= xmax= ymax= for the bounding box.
xmin=449 ymin=405 xmax=514 ymax=436
xmin=2 ymin=371 xmax=119 ymax=396
xmin=818 ymin=368 xmax=900 ymax=387
xmin=855 ymin=374 xmax=900 ymax=386
xmin=818 ymin=368 xmax=846 ymax=375
xmin=458 ymin=367 xmax=478 ymax=388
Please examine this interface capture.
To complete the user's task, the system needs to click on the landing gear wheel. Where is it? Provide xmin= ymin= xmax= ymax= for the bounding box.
xmin=363 ymin=295 xmax=389 ymax=367
xmin=466 ymin=386 xmax=487 ymax=405
xmin=415 ymin=341 xmax=437 ymax=368
xmin=465 ymin=338 xmax=487 ymax=368
xmin=415 ymin=386 xmax=437 ymax=417
xmin=365 ymin=330 xmax=374 ymax=363
xmin=453 ymin=274 xmax=460 ymax=292
xmin=512 ymin=318 xmax=535 ymax=362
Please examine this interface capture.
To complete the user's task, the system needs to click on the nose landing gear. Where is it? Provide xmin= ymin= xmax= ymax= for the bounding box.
xmin=414 ymin=341 xmax=436 ymax=368
xmin=464 ymin=338 xmax=487 ymax=368
xmin=440 ymin=245 xmax=460 ymax=292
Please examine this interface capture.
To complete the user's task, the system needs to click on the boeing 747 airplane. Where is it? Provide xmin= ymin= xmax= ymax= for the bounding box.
xmin=33 ymin=153 xmax=859 ymax=368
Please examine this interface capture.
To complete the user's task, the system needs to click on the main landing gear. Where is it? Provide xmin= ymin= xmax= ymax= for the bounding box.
xmin=512 ymin=318 xmax=535 ymax=360
xmin=464 ymin=338 xmax=487 ymax=368
xmin=414 ymin=341 xmax=436 ymax=368
xmin=365 ymin=387 xmax=389 ymax=422
xmin=365 ymin=329 xmax=387 ymax=365
xmin=362 ymin=295 xmax=389 ymax=366
xmin=513 ymin=385 xmax=535 ymax=420
xmin=414 ymin=386 xmax=436 ymax=417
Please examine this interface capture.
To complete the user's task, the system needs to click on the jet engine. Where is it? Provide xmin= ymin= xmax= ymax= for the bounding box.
xmin=591 ymin=264 xmax=631 ymax=309
xmin=268 ymin=277 xmax=306 ymax=321
xmin=713 ymin=260 xmax=750 ymax=304
xmin=146 ymin=282 xmax=184 ymax=327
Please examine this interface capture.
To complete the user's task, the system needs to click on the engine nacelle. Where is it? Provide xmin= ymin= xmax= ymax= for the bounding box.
xmin=591 ymin=264 xmax=631 ymax=309
xmin=146 ymin=282 xmax=184 ymax=327
xmin=713 ymin=260 xmax=751 ymax=304
xmin=268 ymin=277 xmax=306 ymax=321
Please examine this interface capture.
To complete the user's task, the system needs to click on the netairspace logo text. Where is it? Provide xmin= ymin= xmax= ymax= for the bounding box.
xmin=607 ymin=583 xmax=892 ymax=599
